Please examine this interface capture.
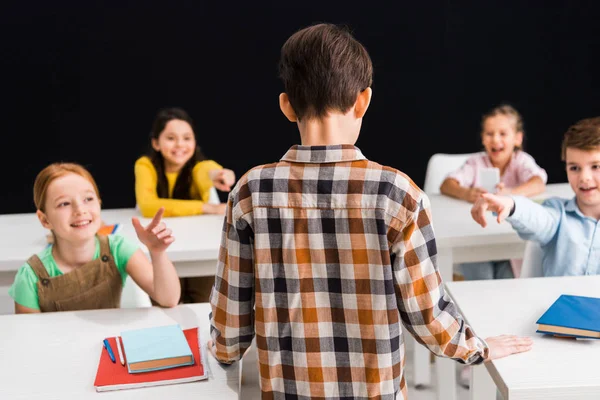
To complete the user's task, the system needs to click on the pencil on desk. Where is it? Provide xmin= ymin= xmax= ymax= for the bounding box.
xmin=116 ymin=336 xmax=125 ymax=366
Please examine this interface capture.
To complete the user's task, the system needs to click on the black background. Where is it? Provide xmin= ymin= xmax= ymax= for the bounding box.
xmin=2 ymin=1 xmax=599 ymax=214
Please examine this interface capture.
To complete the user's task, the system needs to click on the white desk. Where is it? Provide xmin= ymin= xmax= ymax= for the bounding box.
xmin=0 ymin=303 xmax=240 ymax=399
xmin=0 ymin=210 xmax=225 ymax=313
xmin=413 ymin=183 xmax=574 ymax=400
xmin=445 ymin=276 xmax=600 ymax=400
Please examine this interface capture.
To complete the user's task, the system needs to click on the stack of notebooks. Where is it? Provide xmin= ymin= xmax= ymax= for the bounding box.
xmin=94 ymin=324 xmax=207 ymax=392
xmin=536 ymin=294 xmax=600 ymax=339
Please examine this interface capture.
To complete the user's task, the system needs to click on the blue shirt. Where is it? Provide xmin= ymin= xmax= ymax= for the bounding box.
xmin=507 ymin=196 xmax=600 ymax=277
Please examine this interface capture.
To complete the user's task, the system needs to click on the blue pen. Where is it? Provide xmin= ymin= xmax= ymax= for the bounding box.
xmin=103 ymin=339 xmax=116 ymax=363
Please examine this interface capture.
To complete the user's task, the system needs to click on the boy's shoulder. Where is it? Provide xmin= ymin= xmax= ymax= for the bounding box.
xmin=231 ymin=158 xmax=425 ymax=211
xmin=240 ymin=158 xmax=420 ymax=185
xmin=541 ymin=196 xmax=574 ymax=211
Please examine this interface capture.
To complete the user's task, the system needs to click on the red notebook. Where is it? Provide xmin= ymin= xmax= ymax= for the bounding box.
xmin=94 ymin=327 xmax=207 ymax=392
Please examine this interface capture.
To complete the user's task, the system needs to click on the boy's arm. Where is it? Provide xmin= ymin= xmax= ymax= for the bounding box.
xmin=472 ymin=193 xmax=561 ymax=246
xmin=390 ymin=195 xmax=488 ymax=363
xmin=209 ymin=197 xmax=255 ymax=364
xmin=507 ymin=196 xmax=562 ymax=245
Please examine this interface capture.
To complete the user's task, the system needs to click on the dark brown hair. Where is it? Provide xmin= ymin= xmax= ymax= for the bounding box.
xmin=278 ymin=23 xmax=373 ymax=121
xmin=147 ymin=107 xmax=205 ymax=200
xmin=561 ymin=117 xmax=600 ymax=160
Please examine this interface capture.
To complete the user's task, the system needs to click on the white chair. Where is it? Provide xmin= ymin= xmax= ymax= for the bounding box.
xmin=519 ymin=240 xmax=544 ymax=278
xmin=423 ymin=153 xmax=477 ymax=194
xmin=120 ymin=276 xmax=152 ymax=308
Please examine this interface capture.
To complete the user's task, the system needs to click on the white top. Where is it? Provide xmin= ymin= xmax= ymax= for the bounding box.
xmin=446 ymin=275 xmax=600 ymax=399
xmin=0 ymin=209 xmax=226 ymax=271
xmin=0 ymin=303 xmax=239 ymax=399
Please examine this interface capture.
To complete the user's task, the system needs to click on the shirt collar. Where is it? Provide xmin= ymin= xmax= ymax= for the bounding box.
xmin=280 ymin=144 xmax=367 ymax=164
xmin=564 ymin=196 xmax=590 ymax=219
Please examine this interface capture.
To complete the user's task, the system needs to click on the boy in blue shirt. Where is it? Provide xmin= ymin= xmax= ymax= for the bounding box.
xmin=472 ymin=117 xmax=600 ymax=276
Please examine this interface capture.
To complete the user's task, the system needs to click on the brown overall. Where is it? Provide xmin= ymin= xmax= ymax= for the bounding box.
xmin=27 ymin=235 xmax=122 ymax=312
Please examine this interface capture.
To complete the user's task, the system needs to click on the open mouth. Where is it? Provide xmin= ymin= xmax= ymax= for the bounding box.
xmin=490 ymin=146 xmax=505 ymax=154
xmin=579 ymin=187 xmax=598 ymax=193
xmin=71 ymin=220 xmax=92 ymax=228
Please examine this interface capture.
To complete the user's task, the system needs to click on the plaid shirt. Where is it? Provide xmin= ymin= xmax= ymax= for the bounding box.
xmin=210 ymin=145 xmax=489 ymax=400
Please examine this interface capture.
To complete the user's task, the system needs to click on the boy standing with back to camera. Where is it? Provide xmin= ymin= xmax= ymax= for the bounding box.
xmin=209 ymin=23 xmax=531 ymax=399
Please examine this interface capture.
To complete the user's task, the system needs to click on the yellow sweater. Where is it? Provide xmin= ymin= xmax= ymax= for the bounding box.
xmin=134 ymin=156 xmax=222 ymax=217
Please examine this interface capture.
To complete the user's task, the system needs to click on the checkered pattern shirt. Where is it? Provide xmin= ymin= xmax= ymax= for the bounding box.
xmin=210 ymin=145 xmax=489 ymax=400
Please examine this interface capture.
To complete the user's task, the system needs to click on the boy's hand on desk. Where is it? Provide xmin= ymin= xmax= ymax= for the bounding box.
xmin=132 ymin=207 xmax=175 ymax=252
xmin=210 ymin=169 xmax=236 ymax=192
xmin=484 ymin=334 xmax=533 ymax=361
xmin=207 ymin=340 xmax=218 ymax=359
xmin=471 ymin=193 xmax=515 ymax=227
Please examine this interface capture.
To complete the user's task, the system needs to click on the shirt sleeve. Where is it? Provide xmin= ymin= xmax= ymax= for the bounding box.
xmin=446 ymin=158 xmax=477 ymax=188
xmin=515 ymin=152 xmax=548 ymax=184
xmin=8 ymin=263 xmax=41 ymax=310
xmin=209 ymin=190 xmax=255 ymax=364
xmin=108 ymin=234 xmax=139 ymax=285
xmin=389 ymin=192 xmax=488 ymax=364
xmin=506 ymin=196 xmax=561 ymax=245
xmin=134 ymin=156 xmax=206 ymax=217
xmin=192 ymin=160 xmax=222 ymax=203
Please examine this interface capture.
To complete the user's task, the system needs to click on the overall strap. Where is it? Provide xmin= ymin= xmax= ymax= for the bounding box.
xmin=97 ymin=235 xmax=112 ymax=262
xmin=27 ymin=255 xmax=50 ymax=280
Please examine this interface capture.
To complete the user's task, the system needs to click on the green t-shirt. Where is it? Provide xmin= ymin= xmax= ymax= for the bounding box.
xmin=8 ymin=235 xmax=139 ymax=310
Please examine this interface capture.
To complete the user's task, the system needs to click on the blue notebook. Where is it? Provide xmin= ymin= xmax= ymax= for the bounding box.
xmin=536 ymin=294 xmax=600 ymax=339
xmin=120 ymin=324 xmax=194 ymax=373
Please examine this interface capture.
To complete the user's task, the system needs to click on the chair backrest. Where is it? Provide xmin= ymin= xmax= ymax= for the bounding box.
xmin=120 ymin=276 xmax=152 ymax=308
xmin=423 ymin=153 xmax=477 ymax=194
xmin=519 ymin=241 xmax=544 ymax=278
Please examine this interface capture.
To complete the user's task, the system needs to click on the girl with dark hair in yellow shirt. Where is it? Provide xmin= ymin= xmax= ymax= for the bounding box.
xmin=134 ymin=107 xmax=236 ymax=303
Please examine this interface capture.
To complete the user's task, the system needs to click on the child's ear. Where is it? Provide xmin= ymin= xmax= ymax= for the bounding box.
xmin=279 ymin=93 xmax=297 ymax=122
xmin=36 ymin=210 xmax=52 ymax=229
xmin=354 ymin=88 xmax=372 ymax=119
xmin=515 ymin=131 xmax=524 ymax=147
xmin=151 ymin=138 xmax=160 ymax=151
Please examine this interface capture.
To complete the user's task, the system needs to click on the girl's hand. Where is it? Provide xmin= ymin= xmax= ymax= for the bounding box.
xmin=495 ymin=182 xmax=512 ymax=195
xmin=132 ymin=207 xmax=175 ymax=253
xmin=210 ymin=169 xmax=236 ymax=192
xmin=464 ymin=187 xmax=487 ymax=203
xmin=203 ymin=203 xmax=227 ymax=215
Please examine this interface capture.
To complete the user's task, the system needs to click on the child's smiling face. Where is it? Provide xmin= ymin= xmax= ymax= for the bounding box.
xmin=37 ymin=173 xmax=102 ymax=242
xmin=152 ymin=119 xmax=196 ymax=172
xmin=565 ymin=147 xmax=600 ymax=217
xmin=481 ymin=114 xmax=523 ymax=170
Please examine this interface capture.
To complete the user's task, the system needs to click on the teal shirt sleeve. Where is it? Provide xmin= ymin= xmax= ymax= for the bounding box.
xmin=8 ymin=263 xmax=40 ymax=310
xmin=108 ymin=234 xmax=139 ymax=285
